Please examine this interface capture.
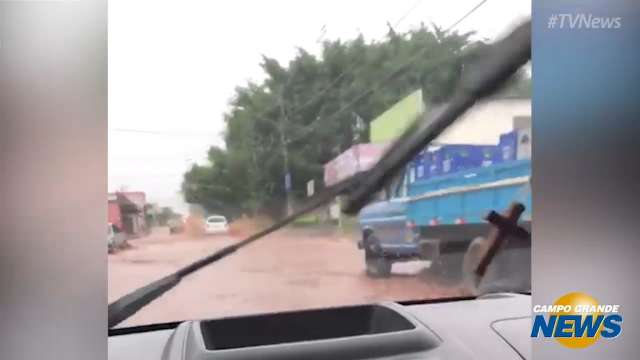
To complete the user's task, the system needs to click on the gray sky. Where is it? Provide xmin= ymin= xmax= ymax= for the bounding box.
xmin=108 ymin=0 xmax=530 ymax=214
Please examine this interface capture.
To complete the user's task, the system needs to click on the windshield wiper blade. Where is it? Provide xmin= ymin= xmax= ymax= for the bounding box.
xmin=342 ymin=20 xmax=531 ymax=214
xmin=108 ymin=173 xmax=365 ymax=328
xmin=108 ymin=19 xmax=531 ymax=329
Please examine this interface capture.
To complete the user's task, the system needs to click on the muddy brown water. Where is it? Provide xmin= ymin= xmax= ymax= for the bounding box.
xmin=108 ymin=227 xmax=463 ymax=328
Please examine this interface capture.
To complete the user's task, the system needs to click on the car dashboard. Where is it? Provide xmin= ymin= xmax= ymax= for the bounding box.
xmin=108 ymin=293 xmax=531 ymax=360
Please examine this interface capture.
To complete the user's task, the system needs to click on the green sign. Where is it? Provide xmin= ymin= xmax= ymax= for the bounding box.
xmin=369 ymin=89 xmax=425 ymax=143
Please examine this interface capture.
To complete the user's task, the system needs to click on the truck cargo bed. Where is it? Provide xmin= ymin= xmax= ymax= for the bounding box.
xmin=406 ymin=159 xmax=531 ymax=226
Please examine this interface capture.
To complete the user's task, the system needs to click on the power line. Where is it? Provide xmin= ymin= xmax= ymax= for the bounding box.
xmin=285 ymin=0 xmax=491 ymax=144
xmin=445 ymin=0 xmax=489 ymax=32
xmin=250 ymin=0 xmax=426 ymax=128
xmin=286 ymin=51 xmax=450 ymax=144
xmin=294 ymin=0 xmax=424 ymax=111
xmin=393 ymin=0 xmax=424 ymax=28
xmin=295 ymin=0 xmax=487 ymax=127
xmin=113 ymin=0 xmax=489 ymax=147
xmin=110 ymin=2 xmax=426 ymax=141
xmin=252 ymin=0 xmax=430 ymax=207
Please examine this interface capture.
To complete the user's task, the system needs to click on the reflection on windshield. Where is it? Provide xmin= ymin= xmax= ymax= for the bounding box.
xmin=108 ymin=1 xmax=532 ymax=328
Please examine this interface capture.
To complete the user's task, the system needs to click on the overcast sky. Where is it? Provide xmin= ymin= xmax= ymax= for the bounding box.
xmin=108 ymin=0 xmax=530 ymax=214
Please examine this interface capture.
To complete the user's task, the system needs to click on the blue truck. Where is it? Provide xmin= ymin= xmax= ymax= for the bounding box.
xmin=357 ymin=131 xmax=531 ymax=278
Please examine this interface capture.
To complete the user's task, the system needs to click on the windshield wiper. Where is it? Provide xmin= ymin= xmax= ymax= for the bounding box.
xmin=108 ymin=19 xmax=531 ymax=329
xmin=342 ymin=20 xmax=531 ymax=214
xmin=108 ymin=173 xmax=365 ymax=328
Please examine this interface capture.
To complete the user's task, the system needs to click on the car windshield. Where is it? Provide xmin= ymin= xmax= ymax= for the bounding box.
xmin=108 ymin=0 xmax=531 ymax=328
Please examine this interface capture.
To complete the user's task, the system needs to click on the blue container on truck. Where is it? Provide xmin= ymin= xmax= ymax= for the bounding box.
xmin=420 ymin=151 xmax=434 ymax=180
xmin=407 ymin=159 xmax=531 ymax=225
xmin=429 ymin=149 xmax=444 ymax=177
xmin=480 ymin=145 xmax=502 ymax=167
xmin=415 ymin=148 xmax=430 ymax=180
xmin=406 ymin=159 xmax=417 ymax=184
xmin=499 ymin=131 xmax=518 ymax=161
xmin=439 ymin=144 xmax=502 ymax=175
xmin=415 ymin=162 xmax=426 ymax=180
xmin=357 ymin=158 xmax=531 ymax=277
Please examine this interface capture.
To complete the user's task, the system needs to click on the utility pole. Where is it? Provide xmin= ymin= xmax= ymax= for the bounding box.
xmin=278 ymin=91 xmax=293 ymax=217
xmin=352 ymin=111 xmax=365 ymax=172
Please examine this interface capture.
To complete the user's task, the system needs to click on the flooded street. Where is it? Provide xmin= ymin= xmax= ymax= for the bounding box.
xmin=108 ymin=227 xmax=464 ymax=328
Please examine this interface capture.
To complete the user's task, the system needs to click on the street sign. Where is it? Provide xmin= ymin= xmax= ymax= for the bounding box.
xmin=307 ymin=180 xmax=314 ymax=197
xmin=284 ymin=173 xmax=292 ymax=191
xmin=329 ymin=201 xmax=341 ymax=220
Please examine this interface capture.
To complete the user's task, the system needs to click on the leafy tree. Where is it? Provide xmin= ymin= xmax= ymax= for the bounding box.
xmin=183 ymin=25 xmax=529 ymax=217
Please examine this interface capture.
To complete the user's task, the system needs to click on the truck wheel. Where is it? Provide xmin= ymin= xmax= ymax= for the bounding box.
xmin=365 ymin=252 xmax=392 ymax=278
xmin=363 ymin=235 xmax=391 ymax=278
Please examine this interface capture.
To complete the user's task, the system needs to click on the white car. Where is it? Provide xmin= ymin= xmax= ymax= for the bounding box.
xmin=204 ymin=215 xmax=229 ymax=235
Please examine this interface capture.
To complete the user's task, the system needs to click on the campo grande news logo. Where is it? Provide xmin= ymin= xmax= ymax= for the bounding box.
xmin=531 ymin=292 xmax=623 ymax=348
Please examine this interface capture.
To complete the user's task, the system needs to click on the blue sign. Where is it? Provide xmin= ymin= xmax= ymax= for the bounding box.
xmin=285 ymin=173 xmax=292 ymax=191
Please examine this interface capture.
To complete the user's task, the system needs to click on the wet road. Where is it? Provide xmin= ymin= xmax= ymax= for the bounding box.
xmin=108 ymin=227 xmax=464 ymax=328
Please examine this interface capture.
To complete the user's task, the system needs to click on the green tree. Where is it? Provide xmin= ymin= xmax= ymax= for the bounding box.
xmin=183 ymin=25 xmax=529 ymax=217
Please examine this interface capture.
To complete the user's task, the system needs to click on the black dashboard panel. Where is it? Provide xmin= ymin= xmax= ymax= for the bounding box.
xmin=162 ymin=303 xmax=440 ymax=360
xmin=199 ymin=304 xmax=416 ymax=350
xmin=108 ymin=293 xmax=531 ymax=360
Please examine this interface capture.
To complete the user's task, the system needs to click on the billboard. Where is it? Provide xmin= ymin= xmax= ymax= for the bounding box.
xmin=369 ymin=89 xmax=425 ymax=143
xmin=323 ymin=143 xmax=390 ymax=186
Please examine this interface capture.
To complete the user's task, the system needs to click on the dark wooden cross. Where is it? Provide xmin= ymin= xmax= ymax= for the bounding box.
xmin=474 ymin=202 xmax=531 ymax=285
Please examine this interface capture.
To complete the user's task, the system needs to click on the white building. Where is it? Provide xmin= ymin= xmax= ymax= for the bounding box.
xmin=432 ymin=97 xmax=531 ymax=145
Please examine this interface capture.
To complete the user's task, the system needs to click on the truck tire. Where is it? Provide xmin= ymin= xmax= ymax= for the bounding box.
xmin=363 ymin=234 xmax=392 ymax=278
xmin=365 ymin=252 xmax=392 ymax=278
